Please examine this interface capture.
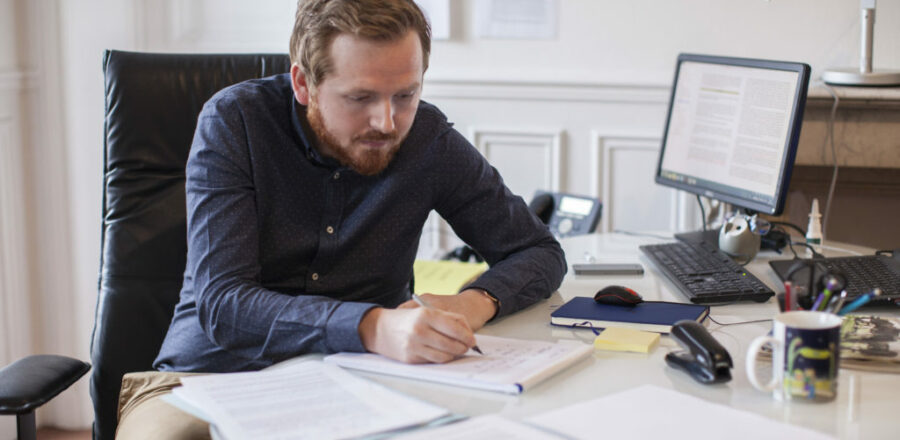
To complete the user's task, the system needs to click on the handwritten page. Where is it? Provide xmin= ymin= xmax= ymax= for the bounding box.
xmin=324 ymin=335 xmax=592 ymax=394
xmin=393 ymin=415 xmax=562 ymax=440
xmin=526 ymin=385 xmax=833 ymax=440
xmin=171 ymin=361 xmax=449 ymax=440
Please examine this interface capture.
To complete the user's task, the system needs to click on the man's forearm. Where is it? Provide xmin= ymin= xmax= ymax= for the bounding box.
xmin=466 ymin=238 xmax=567 ymax=318
xmin=456 ymin=288 xmax=499 ymax=328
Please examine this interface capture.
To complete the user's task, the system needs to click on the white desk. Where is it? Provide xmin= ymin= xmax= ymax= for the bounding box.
xmin=358 ymin=233 xmax=898 ymax=439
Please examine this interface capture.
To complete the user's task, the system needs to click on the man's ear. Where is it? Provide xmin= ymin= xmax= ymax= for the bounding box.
xmin=290 ymin=64 xmax=311 ymax=105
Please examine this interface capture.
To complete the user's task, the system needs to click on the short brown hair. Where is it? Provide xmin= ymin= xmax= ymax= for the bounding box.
xmin=290 ymin=0 xmax=431 ymax=88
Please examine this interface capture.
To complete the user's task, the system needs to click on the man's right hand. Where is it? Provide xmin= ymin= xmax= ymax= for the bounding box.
xmin=358 ymin=307 xmax=477 ymax=364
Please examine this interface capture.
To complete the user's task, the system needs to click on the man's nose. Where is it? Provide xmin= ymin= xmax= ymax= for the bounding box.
xmin=371 ymin=100 xmax=395 ymax=133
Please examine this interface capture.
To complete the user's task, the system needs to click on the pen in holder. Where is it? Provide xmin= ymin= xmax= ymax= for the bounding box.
xmin=781 ymin=260 xmax=848 ymax=311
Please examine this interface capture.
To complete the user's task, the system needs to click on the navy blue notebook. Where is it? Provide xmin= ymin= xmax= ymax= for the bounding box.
xmin=550 ymin=297 xmax=709 ymax=333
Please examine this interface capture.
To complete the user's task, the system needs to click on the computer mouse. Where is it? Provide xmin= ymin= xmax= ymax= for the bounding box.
xmin=594 ymin=285 xmax=643 ymax=306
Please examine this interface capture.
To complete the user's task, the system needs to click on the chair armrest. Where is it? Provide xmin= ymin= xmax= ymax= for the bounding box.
xmin=0 ymin=355 xmax=91 ymax=414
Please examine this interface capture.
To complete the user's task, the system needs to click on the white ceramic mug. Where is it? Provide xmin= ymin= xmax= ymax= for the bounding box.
xmin=746 ymin=311 xmax=841 ymax=402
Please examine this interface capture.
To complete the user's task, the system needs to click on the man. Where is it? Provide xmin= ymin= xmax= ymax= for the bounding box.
xmin=116 ymin=0 xmax=565 ymax=437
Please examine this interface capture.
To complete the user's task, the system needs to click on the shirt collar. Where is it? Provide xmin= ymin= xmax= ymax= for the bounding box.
xmin=290 ymin=97 xmax=341 ymax=169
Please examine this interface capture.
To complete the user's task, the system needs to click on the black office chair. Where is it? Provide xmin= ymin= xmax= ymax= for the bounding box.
xmin=0 ymin=355 xmax=90 ymax=440
xmin=93 ymin=50 xmax=290 ymax=440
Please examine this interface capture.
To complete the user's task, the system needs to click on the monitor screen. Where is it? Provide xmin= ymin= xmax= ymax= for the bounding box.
xmin=654 ymin=54 xmax=810 ymax=215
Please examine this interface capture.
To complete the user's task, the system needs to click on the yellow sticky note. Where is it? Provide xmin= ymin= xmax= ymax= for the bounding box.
xmin=593 ymin=327 xmax=660 ymax=354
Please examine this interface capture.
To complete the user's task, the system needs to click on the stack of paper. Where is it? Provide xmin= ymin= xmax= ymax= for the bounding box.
xmin=169 ymin=360 xmax=450 ymax=440
xmin=838 ymin=315 xmax=900 ymax=373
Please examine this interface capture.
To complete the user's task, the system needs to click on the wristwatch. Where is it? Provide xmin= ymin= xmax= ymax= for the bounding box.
xmin=472 ymin=288 xmax=500 ymax=320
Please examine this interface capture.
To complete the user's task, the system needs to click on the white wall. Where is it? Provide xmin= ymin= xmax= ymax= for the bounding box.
xmin=429 ymin=0 xmax=900 ymax=84
xmin=0 ymin=0 xmax=28 ymax=435
xmin=3 ymin=0 xmax=898 ymax=432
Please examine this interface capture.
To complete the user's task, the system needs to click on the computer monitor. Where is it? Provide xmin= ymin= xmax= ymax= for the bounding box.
xmin=654 ymin=54 xmax=811 ymax=218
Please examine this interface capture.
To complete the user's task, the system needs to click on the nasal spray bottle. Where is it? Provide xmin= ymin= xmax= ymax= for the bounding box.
xmin=805 ymin=198 xmax=823 ymax=256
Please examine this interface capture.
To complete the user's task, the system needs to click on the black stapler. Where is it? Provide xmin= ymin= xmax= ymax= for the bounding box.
xmin=665 ymin=320 xmax=732 ymax=384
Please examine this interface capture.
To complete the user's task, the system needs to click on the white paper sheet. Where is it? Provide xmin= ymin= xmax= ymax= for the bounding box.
xmin=393 ymin=415 xmax=562 ymax=440
xmin=415 ymin=0 xmax=450 ymax=40
xmin=324 ymin=335 xmax=592 ymax=394
xmin=475 ymin=0 xmax=558 ymax=39
xmin=172 ymin=360 xmax=449 ymax=440
xmin=527 ymin=385 xmax=834 ymax=440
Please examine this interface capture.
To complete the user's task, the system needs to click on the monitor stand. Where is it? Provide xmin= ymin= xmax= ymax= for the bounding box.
xmin=674 ymin=229 xmax=720 ymax=247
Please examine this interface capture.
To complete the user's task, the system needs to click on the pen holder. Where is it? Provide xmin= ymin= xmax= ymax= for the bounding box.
xmin=782 ymin=260 xmax=849 ymax=311
xmin=746 ymin=311 xmax=841 ymax=402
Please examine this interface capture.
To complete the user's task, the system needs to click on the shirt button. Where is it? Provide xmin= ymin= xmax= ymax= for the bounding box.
xmin=311 ymin=273 xmax=319 ymax=281
xmin=333 ymin=172 xmax=340 ymax=180
xmin=326 ymin=226 xmax=334 ymax=234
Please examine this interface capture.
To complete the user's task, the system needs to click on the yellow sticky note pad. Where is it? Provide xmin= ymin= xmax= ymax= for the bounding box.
xmin=593 ymin=327 xmax=660 ymax=353
xmin=413 ymin=260 xmax=488 ymax=295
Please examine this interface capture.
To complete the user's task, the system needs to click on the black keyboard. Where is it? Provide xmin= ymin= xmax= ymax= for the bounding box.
xmin=770 ymin=255 xmax=900 ymax=305
xmin=639 ymin=241 xmax=775 ymax=303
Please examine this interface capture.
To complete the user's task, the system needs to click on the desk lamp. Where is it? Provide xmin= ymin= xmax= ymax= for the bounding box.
xmin=822 ymin=0 xmax=900 ymax=86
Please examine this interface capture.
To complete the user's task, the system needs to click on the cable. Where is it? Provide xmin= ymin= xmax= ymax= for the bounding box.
xmin=799 ymin=241 xmax=827 ymax=260
xmin=786 ymin=241 xmax=826 ymax=260
xmin=613 ymin=229 xmax=673 ymax=240
xmin=707 ymin=315 xmax=772 ymax=327
xmin=820 ymin=82 xmax=841 ymax=239
xmin=769 ymin=220 xmax=806 ymax=238
xmin=786 ymin=237 xmax=800 ymax=259
xmin=696 ymin=194 xmax=707 ymax=232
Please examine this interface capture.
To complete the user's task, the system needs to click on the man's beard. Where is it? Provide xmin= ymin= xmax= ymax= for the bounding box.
xmin=307 ymin=99 xmax=403 ymax=176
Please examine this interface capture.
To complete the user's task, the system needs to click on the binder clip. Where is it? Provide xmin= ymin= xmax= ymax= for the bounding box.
xmin=665 ymin=320 xmax=732 ymax=384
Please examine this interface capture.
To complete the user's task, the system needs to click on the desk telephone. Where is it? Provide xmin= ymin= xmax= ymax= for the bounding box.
xmin=443 ymin=191 xmax=601 ymax=263
xmin=530 ymin=191 xmax=602 ymax=238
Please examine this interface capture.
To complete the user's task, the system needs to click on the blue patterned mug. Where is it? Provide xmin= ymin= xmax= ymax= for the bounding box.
xmin=747 ymin=311 xmax=841 ymax=402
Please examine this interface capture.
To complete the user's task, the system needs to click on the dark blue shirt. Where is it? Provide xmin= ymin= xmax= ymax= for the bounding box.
xmin=154 ymin=73 xmax=566 ymax=372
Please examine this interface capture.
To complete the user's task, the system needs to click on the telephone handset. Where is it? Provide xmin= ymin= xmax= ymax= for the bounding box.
xmin=531 ymin=191 xmax=602 ymax=238
xmin=444 ymin=191 xmax=602 ymax=263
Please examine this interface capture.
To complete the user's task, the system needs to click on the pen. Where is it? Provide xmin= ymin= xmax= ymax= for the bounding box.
xmin=837 ymin=288 xmax=882 ymax=316
xmin=826 ymin=290 xmax=848 ymax=314
xmin=816 ymin=277 xmax=839 ymax=311
xmin=811 ymin=291 xmax=826 ymax=311
xmin=412 ymin=295 xmax=484 ymax=355
xmin=783 ymin=281 xmax=792 ymax=312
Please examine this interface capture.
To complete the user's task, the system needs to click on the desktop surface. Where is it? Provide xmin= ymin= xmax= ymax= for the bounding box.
xmin=347 ymin=233 xmax=896 ymax=439
xmin=281 ymin=234 xmax=895 ymax=438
